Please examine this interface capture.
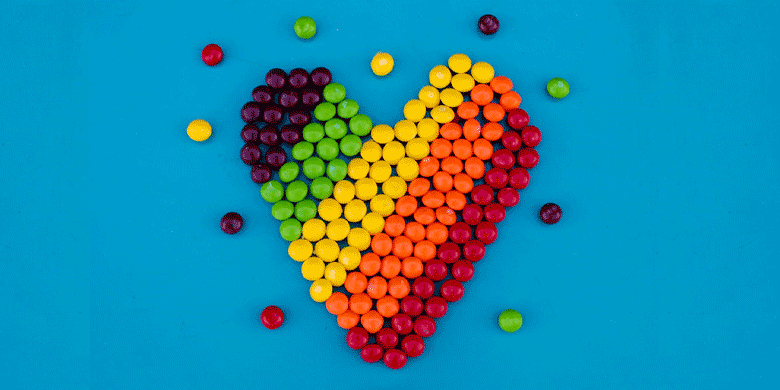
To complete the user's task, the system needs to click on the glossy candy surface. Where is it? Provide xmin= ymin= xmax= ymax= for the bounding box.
xmin=260 ymin=305 xmax=284 ymax=329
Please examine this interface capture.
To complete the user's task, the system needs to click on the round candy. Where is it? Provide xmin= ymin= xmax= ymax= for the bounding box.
xmin=370 ymin=194 xmax=395 ymax=216
xmin=547 ymin=77 xmax=570 ymax=98
xmin=349 ymin=114 xmax=373 ymax=136
xmin=382 ymin=141 xmax=406 ymax=164
xmin=371 ymin=124 xmax=395 ymax=144
xmin=310 ymin=177 xmax=334 ymax=200
xmin=302 ymin=157 xmax=326 ymax=179
xmin=413 ymin=315 xmax=437 ymax=337
xmin=417 ymin=118 xmax=440 ymax=141
xmin=325 ymin=118 xmax=348 ymax=139
xmin=301 ymin=257 xmax=326 ymax=280
xmin=499 ymin=309 xmax=523 ymax=332
xmin=348 ymin=158 xmax=370 ymax=180
xmin=405 ymin=138 xmax=430 ymax=160
xmin=251 ymin=164 xmax=272 ymax=184
xmin=506 ymin=108 xmax=530 ymax=130
xmin=260 ymin=181 xmax=285 ymax=203
xmin=471 ymin=61 xmax=495 ymax=83
xmin=423 ymin=260 xmax=446 ymax=282
xmin=371 ymin=52 xmax=394 ymax=76
xmin=439 ymin=88 xmax=464 ymax=107
xmin=418 ymin=85 xmax=440 ymax=108
xmin=311 ymin=67 xmax=332 ymax=87
xmin=187 ymin=119 xmax=212 ymax=141
xmin=241 ymin=104 xmax=262 ymax=127
xmin=340 ymin=134 xmax=362 ymax=156
xmin=337 ymin=99 xmax=359 ymax=119
xmin=278 ymin=162 xmax=299 ymax=182
xmin=326 ymin=158 xmax=348 ymax=182
xmin=326 ymin=218 xmax=351 ymax=240
xmin=440 ymin=279 xmax=464 ymax=302
xmin=220 ymin=212 xmax=243 ymax=234
xmin=394 ymin=120 xmax=418 ymax=142
xmin=451 ymin=260 xmax=475 ymax=282
xmin=401 ymin=334 xmax=425 ymax=357
xmin=344 ymin=199 xmax=368 ymax=223
xmin=302 ymin=219 xmax=326 ymax=242
xmin=288 ymin=68 xmax=310 ymax=88
xmin=294 ymin=16 xmax=317 ymax=39
xmin=264 ymin=146 xmax=287 ymax=170
xmin=448 ymin=53 xmax=472 ymax=73
xmin=411 ymin=276 xmax=435 ymax=299
xmin=484 ymin=203 xmax=506 ymax=223
xmin=475 ymin=221 xmax=498 ymax=244
xmin=383 ymin=349 xmax=407 ymax=369
xmin=401 ymin=295 xmax=424 ymax=317
xmin=285 ymin=180 xmax=308 ymax=202
xmin=463 ymin=240 xmax=485 ymax=262
xmin=360 ymin=140 xmax=383 ymax=162
xmin=324 ymin=262 xmax=347 ymax=286
xmin=279 ymin=218 xmax=302 ymax=241
xmin=333 ymin=180 xmax=356 ymax=204
xmin=382 ymin=177 xmax=408 ymax=199
xmin=540 ymin=203 xmax=563 ymax=224
xmin=271 ymin=201 xmax=295 ymax=220
xmin=429 ymin=65 xmax=452 ymax=89
xmin=377 ymin=328 xmax=399 ymax=349
xmin=316 ymin=138 xmax=340 ymax=161
xmin=516 ymin=147 xmax=539 ymax=168
xmin=392 ymin=313 xmax=414 ymax=335
xmin=424 ymin=296 xmax=448 ymax=318
xmin=396 ymin=157 xmax=419 ymax=181
xmin=347 ymin=228 xmax=371 ymax=252
xmin=288 ymin=239 xmax=313 ymax=262
xmin=317 ymin=198 xmax=343 ymax=221
xmin=497 ymin=187 xmax=520 ymax=208
xmin=430 ymin=105 xmax=455 ymax=123
xmin=404 ymin=99 xmax=427 ymax=122
xmin=478 ymin=14 xmax=500 ymax=35
xmin=361 ymin=212 xmax=385 ymax=234
xmin=201 ymin=44 xmax=223 ymax=66
xmin=309 ymin=278 xmax=332 ymax=302
xmin=521 ymin=126 xmax=542 ymax=147
xmin=259 ymin=305 xmax=284 ymax=329
xmin=347 ymin=328 xmax=370 ymax=349
xmin=355 ymin=178 xmax=379 ymax=200
xmin=314 ymin=102 xmax=337 ymax=122
xmin=369 ymin=161 xmax=392 ymax=183
xmin=315 ymin=239 xmax=340 ymax=262
xmin=292 ymin=141 xmax=315 ymax=161
xmin=361 ymin=344 xmax=384 ymax=363
xmin=450 ymin=73 xmax=475 ymax=93
xmin=303 ymin=123 xmax=325 ymax=143
xmin=323 ymin=83 xmax=346 ymax=103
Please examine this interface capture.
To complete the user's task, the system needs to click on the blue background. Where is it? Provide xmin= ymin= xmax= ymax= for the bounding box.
xmin=1 ymin=0 xmax=778 ymax=388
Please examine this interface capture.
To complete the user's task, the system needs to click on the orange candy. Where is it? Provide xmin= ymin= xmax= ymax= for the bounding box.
xmin=371 ymin=233 xmax=393 ymax=256
xmin=456 ymin=101 xmax=479 ymax=119
xmin=414 ymin=240 xmax=437 ymax=260
xmin=349 ymin=293 xmax=373 ymax=315
xmin=445 ymin=190 xmax=467 ymax=210
xmin=432 ymin=171 xmax=454 ymax=192
xmin=337 ymin=309 xmax=360 ymax=329
xmin=490 ymin=76 xmax=513 ymax=94
xmin=361 ymin=310 xmax=384 ymax=333
xmin=441 ymin=156 xmax=464 ymax=174
xmin=465 ymin=156 xmax=486 ymax=179
xmin=472 ymin=139 xmax=494 ymax=160
xmin=439 ymin=123 xmax=463 ymax=140
xmin=430 ymin=139 xmax=452 ymax=159
xmin=387 ymin=276 xmax=411 ymax=299
xmin=483 ymin=103 xmax=506 ymax=122
xmin=376 ymin=296 xmax=400 ymax=318
xmin=436 ymin=206 xmax=457 ymax=225
xmin=395 ymin=195 xmax=418 ymax=217
xmin=381 ymin=256 xmax=402 ymax=278
xmin=359 ymin=252 xmax=382 ymax=276
xmin=500 ymin=91 xmax=521 ymax=110
xmin=326 ymin=292 xmax=349 ymax=315
xmin=384 ymin=215 xmax=406 ymax=237
xmin=366 ymin=276 xmax=388 ymax=299
xmin=344 ymin=272 xmax=368 ymax=294
xmin=404 ymin=221 xmax=426 ymax=242
xmin=408 ymin=178 xmax=431 ymax=197
xmin=419 ymin=157 xmax=440 ymax=177
xmin=452 ymin=139 xmax=473 ymax=160
xmin=482 ymin=122 xmax=504 ymax=141
xmin=470 ymin=84 xmax=494 ymax=106
xmin=413 ymin=207 xmax=437 ymax=225
xmin=392 ymin=235 xmax=414 ymax=258
xmin=462 ymin=119 xmax=481 ymax=141
xmin=425 ymin=222 xmax=449 ymax=244
xmin=421 ymin=190 xmax=446 ymax=208
xmin=453 ymin=173 xmax=474 ymax=193
xmin=401 ymin=257 xmax=424 ymax=278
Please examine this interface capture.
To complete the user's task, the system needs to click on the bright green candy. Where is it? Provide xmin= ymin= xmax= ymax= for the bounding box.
xmin=310 ymin=177 xmax=334 ymax=200
xmin=260 ymin=180 xmax=284 ymax=203
xmin=278 ymin=162 xmax=300 ymax=182
xmin=295 ymin=199 xmax=317 ymax=222
xmin=316 ymin=138 xmax=339 ymax=161
xmin=339 ymin=134 xmax=362 ymax=157
xmin=323 ymin=83 xmax=346 ymax=103
xmin=302 ymin=157 xmax=326 ymax=179
xmin=314 ymin=102 xmax=336 ymax=122
xmin=279 ymin=218 xmax=302 ymax=241
xmin=326 ymin=158 xmax=348 ymax=182
xmin=303 ymin=123 xmax=325 ymax=143
xmin=285 ymin=180 xmax=308 ymax=203
xmin=547 ymin=77 xmax=570 ymax=99
xmin=271 ymin=200 xmax=295 ymax=220
xmin=337 ymin=99 xmax=359 ymax=119
xmin=292 ymin=141 xmax=315 ymax=161
xmin=294 ymin=16 xmax=317 ymax=39
xmin=349 ymin=114 xmax=373 ymax=136
xmin=324 ymin=118 xmax=348 ymax=139
xmin=498 ymin=309 xmax=523 ymax=333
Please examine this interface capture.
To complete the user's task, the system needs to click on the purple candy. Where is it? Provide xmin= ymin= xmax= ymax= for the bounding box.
xmin=258 ymin=125 xmax=281 ymax=146
xmin=240 ymin=102 xmax=262 ymax=123
xmin=251 ymin=164 xmax=272 ymax=184
xmin=311 ymin=67 xmax=331 ymax=87
xmin=300 ymin=89 xmax=322 ymax=108
xmin=288 ymin=68 xmax=310 ymax=88
xmin=280 ymin=125 xmax=303 ymax=144
xmin=278 ymin=89 xmax=299 ymax=109
xmin=265 ymin=146 xmax=287 ymax=170
xmin=288 ymin=110 xmax=311 ymax=126
xmin=220 ymin=212 xmax=243 ymax=235
xmin=252 ymin=85 xmax=274 ymax=104
xmin=540 ymin=203 xmax=563 ymax=225
xmin=240 ymin=144 xmax=263 ymax=165
xmin=478 ymin=14 xmax=499 ymax=35
xmin=241 ymin=124 xmax=260 ymax=144
xmin=266 ymin=68 xmax=287 ymax=89
xmin=263 ymin=104 xmax=284 ymax=124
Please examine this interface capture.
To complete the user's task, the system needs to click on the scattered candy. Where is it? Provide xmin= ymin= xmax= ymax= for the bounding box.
xmin=547 ymin=77 xmax=570 ymax=98
xmin=187 ymin=119 xmax=212 ymax=142
xmin=201 ymin=44 xmax=223 ymax=66
xmin=478 ymin=14 xmax=500 ymax=35
xmin=498 ymin=309 xmax=523 ymax=332
xmin=260 ymin=305 xmax=284 ymax=329
xmin=539 ymin=203 xmax=563 ymax=224
xmin=294 ymin=16 xmax=317 ymax=39
xmin=371 ymin=52 xmax=395 ymax=76
xmin=220 ymin=212 xmax=243 ymax=234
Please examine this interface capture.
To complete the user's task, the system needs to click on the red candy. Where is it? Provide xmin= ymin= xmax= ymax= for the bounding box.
xmin=462 ymin=203 xmax=484 ymax=225
xmin=401 ymin=334 xmax=425 ymax=358
xmin=506 ymin=109 xmax=530 ymax=130
xmin=391 ymin=313 xmax=414 ymax=334
xmin=346 ymin=327 xmax=369 ymax=349
xmin=516 ymin=148 xmax=540 ymax=169
xmin=491 ymin=149 xmax=515 ymax=170
xmin=259 ymin=305 xmax=284 ymax=329
xmin=201 ymin=44 xmax=223 ymax=66
xmin=383 ymin=349 xmax=408 ymax=369
xmin=424 ymin=259 xmax=448 ymax=281
xmin=440 ymin=280 xmax=465 ymax=302
xmin=485 ymin=167 xmax=509 ymax=189
xmin=411 ymin=277 xmax=435 ymax=299
xmin=501 ymin=130 xmax=523 ymax=151
xmin=475 ymin=221 xmax=498 ymax=244
xmin=471 ymin=184 xmax=495 ymax=205
xmin=448 ymin=222 xmax=472 ymax=244
xmin=377 ymin=327 xmax=400 ymax=349
xmin=361 ymin=344 xmax=384 ymax=363
xmin=424 ymin=296 xmax=448 ymax=318
xmin=451 ymin=260 xmax=475 ymax=282
xmin=521 ymin=126 xmax=542 ymax=147
xmin=462 ymin=240 xmax=486 ymax=262
xmin=483 ymin=203 xmax=506 ymax=223
xmin=437 ymin=242 xmax=461 ymax=263
xmin=508 ymin=168 xmax=530 ymax=189
xmin=497 ymin=187 xmax=520 ymax=208
xmin=414 ymin=315 xmax=437 ymax=337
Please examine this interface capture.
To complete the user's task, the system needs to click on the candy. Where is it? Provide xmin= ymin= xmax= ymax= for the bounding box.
xmin=346 ymin=228 xmax=371 ymax=252
xmin=315 ymin=239 xmax=340 ymax=262
xmin=490 ymin=76 xmax=513 ymax=94
xmin=394 ymin=120 xmax=418 ymax=142
xmin=317 ymin=198 xmax=343 ymax=221
xmin=396 ymin=157 xmax=420 ymax=181
xmin=326 ymin=159 xmax=348 ymax=182
xmin=521 ymin=126 xmax=542 ymax=147
xmin=451 ymin=260 xmax=475 ymax=282
xmin=383 ymin=349 xmax=407 ymax=369
xmin=361 ymin=344 xmax=384 ymax=363
xmin=437 ymin=242 xmax=460 ymax=263
xmin=378 ymin=297 xmax=401 ymax=318
xmin=294 ymin=16 xmax=317 ymax=39
xmin=346 ymin=328 xmax=369 ymax=349
xmin=266 ymin=68 xmax=287 ymax=89
xmin=463 ymin=240 xmax=486 ymax=262
xmin=325 ymin=118 xmax=348 ymax=139
xmin=471 ymin=184 xmax=495 ymax=205
xmin=404 ymin=99 xmax=427 ymax=122
xmin=448 ymin=53 xmax=472 ymax=73
xmin=340 ymin=134 xmax=362 ymax=156
xmin=201 ymin=43 xmax=223 ymax=66
xmin=252 ymin=86 xmax=273 ymax=104
xmin=540 ymin=203 xmax=563 ymax=224
xmin=302 ymin=157 xmax=325 ymax=179
xmin=383 ymin=177 xmax=408 ymax=199
xmin=475 ymin=221 xmax=498 ymax=244
xmin=348 ymin=158 xmax=370 ymax=179
xmin=516 ymin=147 xmax=540 ymax=168
xmin=413 ymin=315 xmax=437 ymax=337
xmin=391 ymin=313 xmax=414 ymax=335
xmin=429 ymin=65 xmax=452 ymax=89
xmin=351 ymin=294 xmax=374 ymax=315
xmin=326 ymin=292 xmax=349 ymax=315
xmin=260 ymin=306 xmax=284 ymax=329
xmin=497 ymin=187 xmax=520 ymax=208
xmin=448 ymin=222 xmax=472 ymax=244
xmin=271 ymin=201 xmax=295 ymax=220
xmin=371 ymin=52 xmax=394 ymax=76
xmin=301 ymin=257 xmax=326 ymax=280
xmin=361 ymin=212 xmax=385 ymax=234
xmin=483 ymin=203 xmax=506 ymax=223
xmin=344 ymin=199 xmax=368 ymax=222
xmin=324 ymin=262 xmax=347 ymax=286
xmin=260 ymin=180 xmax=285 ymax=203
xmin=333 ymin=180 xmax=356 ymax=204
xmin=288 ymin=239 xmax=313 ymax=262
xmin=547 ymin=77 xmax=570 ymax=98
xmin=440 ymin=279 xmax=465 ymax=302
xmin=302 ymin=219 xmax=326 ymax=242
xmin=483 ymin=103 xmax=505 ymax=122
xmin=354 ymin=178 xmax=379 ymax=200
xmin=187 ymin=119 xmax=212 ymax=142
xmin=471 ymin=61 xmax=495 ymax=84
xmin=326 ymin=218 xmax=350 ymax=240
xmin=400 ymin=295 xmax=424 ymax=317
xmin=309 ymin=278 xmax=333 ymax=302
xmin=279 ymin=218 xmax=302 ymax=241
xmin=486 ymin=167 xmax=510 ymax=188
xmin=241 ymin=124 xmax=260 ymax=144
xmin=371 ymin=124 xmax=395 ymax=144
xmin=424 ymin=296 xmax=448 ymax=318
xmin=439 ymin=88 xmax=464 ymax=107
xmin=251 ymin=164 xmax=272 ymax=184
xmin=451 ymin=73 xmax=475 ymax=93
xmin=417 ymin=118 xmax=440 ymax=141
xmin=338 ymin=310 xmax=360 ymax=329
xmin=349 ymin=114 xmax=373 ymax=136
xmin=498 ymin=309 xmax=523 ymax=332
xmin=401 ymin=334 xmax=425 ymax=358
xmin=501 ymin=130 xmax=522 ymax=151
xmin=262 ymin=104 xmax=284 ymax=124
xmin=311 ymin=67 xmax=332 ymax=87
xmin=405 ymin=138 xmax=430 ymax=160
xmin=316 ymin=138 xmax=340 ymax=161
xmin=359 ymin=140 xmax=383 ymax=162
xmin=369 ymin=160 xmax=392 ymax=183
xmin=478 ymin=14 xmax=499 ymax=35
xmin=285 ymin=180 xmax=308 ymax=202
xmin=411 ymin=276 xmax=435 ymax=299
xmin=265 ymin=146 xmax=287 ymax=170
xmin=288 ymin=68 xmax=310 ymax=88
xmin=382 ymin=141 xmax=406 ymax=164
xmin=418 ymin=86 xmax=440 ymax=108
xmin=292 ymin=141 xmax=315 ymax=161
xmin=430 ymin=105 xmax=455 ymax=123
xmin=310 ymin=177 xmax=334 ymax=199
xmin=314 ymin=102 xmax=336 ymax=122
xmin=220 ymin=212 xmax=243 ymax=234
xmin=323 ymin=83 xmax=346 ymax=103
xmin=303 ymin=123 xmax=325 ymax=143
xmin=377 ymin=327 xmax=399 ymax=349
xmin=506 ymin=109 xmax=530 ymax=130
xmin=240 ymin=144 xmax=262 ymax=165
xmin=461 ymin=203 xmax=483 ymax=225
xmin=369 ymin=194 xmax=395 ymax=216
xmin=278 ymin=89 xmax=299 ymax=109
xmin=366 ymin=275 xmax=388 ymax=299
xmin=500 ymin=91 xmax=522 ymax=110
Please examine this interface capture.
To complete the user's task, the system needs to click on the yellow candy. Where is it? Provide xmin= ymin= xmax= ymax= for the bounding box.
xmin=333 ymin=180 xmax=356 ymax=204
xmin=396 ymin=157 xmax=420 ymax=181
xmin=339 ymin=246 xmax=363 ymax=270
xmin=324 ymin=262 xmax=347 ymax=286
xmin=382 ymin=141 xmax=406 ymax=164
xmin=418 ymin=85 xmax=440 ymax=108
xmin=187 ymin=119 xmax=212 ymax=142
xmin=310 ymin=278 xmax=333 ymax=302
xmin=344 ymin=199 xmax=368 ymax=223
xmin=451 ymin=73 xmax=476 ymax=93
xmin=382 ymin=176 xmax=408 ymax=199
xmin=430 ymin=105 xmax=456 ymax=123
xmin=371 ymin=124 xmax=395 ymax=144
xmin=317 ymin=198 xmax=343 ymax=221
xmin=301 ymin=257 xmax=326 ymax=281
xmin=360 ymin=140 xmax=383 ymax=162
xmin=361 ymin=212 xmax=385 ymax=234
xmin=429 ymin=65 xmax=452 ymax=89
xmin=394 ymin=120 xmax=418 ymax=142
xmin=439 ymin=88 xmax=464 ymax=107
xmin=314 ymin=239 xmax=340 ymax=262
xmin=448 ymin=53 xmax=472 ymax=73
xmin=471 ymin=61 xmax=495 ymax=83
xmin=288 ymin=239 xmax=313 ymax=262
xmin=403 ymin=99 xmax=427 ymax=122
xmin=370 ymin=194 xmax=395 ymax=216
xmin=301 ymin=218 xmax=326 ymax=242
xmin=347 ymin=228 xmax=371 ymax=252
xmin=371 ymin=52 xmax=394 ymax=76
xmin=348 ymin=158 xmax=370 ymax=180
xmin=417 ymin=118 xmax=440 ymax=142
xmin=369 ymin=160 xmax=392 ymax=183
xmin=326 ymin=218 xmax=351 ymax=241
xmin=405 ymin=137 xmax=431 ymax=160
xmin=354 ymin=177 xmax=379 ymax=200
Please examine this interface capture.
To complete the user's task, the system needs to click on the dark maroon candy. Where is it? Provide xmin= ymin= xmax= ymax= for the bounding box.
xmin=311 ymin=67 xmax=332 ymax=87
xmin=263 ymin=104 xmax=284 ymax=124
xmin=280 ymin=125 xmax=303 ymax=144
xmin=220 ymin=212 xmax=243 ymax=234
xmin=265 ymin=146 xmax=287 ymax=170
xmin=252 ymin=85 xmax=274 ymax=104
xmin=278 ymin=89 xmax=299 ymax=109
xmin=258 ymin=125 xmax=281 ymax=146
xmin=401 ymin=334 xmax=425 ymax=358
xmin=451 ymin=260 xmax=475 ymax=282
xmin=241 ymin=124 xmax=260 ymax=144
xmin=288 ymin=110 xmax=311 ymax=126
xmin=300 ymin=89 xmax=322 ymax=107
xmin=400 ymin=295 xmax=424 ymax=317
xmin=240 ymin=144 xmax=262 ymax=165
xmin=251 ymin=164 xmax=272 ymax=184
xmin=376 ymin=328 xmax=399 ymax=349
xmin=424 ymin=259 xmax=448 ymax=281
xmin=288 ymin=68 xmax=310 ymax=88
xmin=478 ymin=14 xmax=500 ymax=35
xmin=540 ymin=203 xmax=563 ymax=225
xmin=265 ymin=68 xmax=287 ymax=89
xmin=241 ymin=102 xmax=262 ymax=123
xmin=424 ymin=297 xmax=448 ymax=318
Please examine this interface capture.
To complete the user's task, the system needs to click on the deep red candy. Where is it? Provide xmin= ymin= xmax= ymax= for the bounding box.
xmin=440 ymin=280 xmax=465 ymax=302
xmin=264 ymin=146 xmax=287 ymax=170
xmin=508 ymin=168 xmax=530 ymax=189
xmin=411 ymin=277 xmax=435 ymax=299
xmin=311 ymin=67 xmax=332 ymax=87
xmin=220 ymin=212 xmax=243 ymax=235
xmin=475 ymin=221 xmax=498 ymax=244
xmin=478 ymin=14 xmax=500 ymax=35
xmin=391 ymin=313 xmax=414 ymax=335
xmin=506 ymin=109 xmax=530 ymax=130
xmin=265 ymin=68 xmax=287 ymax=89
xmin=521 ymin=125 xmax=542 ymax=147
xmin=462 ymin=203 xmax=484 ymax=225
xmin=288 ymin=110 xmax=311 ymax=126
xmin=361 ymin=344 xmax=384 ymax=363
xmin=278 ymin=89 xmax=300 ymax=109
xmin=462 ymin=240 xmax=486 ymax=262
xmin=501 ymin=130 xmax=522 ymax=151
xmin=424 ymin=259 xmax=448 ymax=281
xmin=241 ymin=102 xmax=262 ymax=123
xmin=437 ymin=242 xmax=461 ymax=263
xmin=346 ymin=327 xmax=369 ymax=349
xmin=258 ymin=125 xmax=281 ymax=146
xmin=288 ymin=68 xmax=310 ymax=88
xmin=516 ymin=148 xmax=540 ymax=169
xmin=483 ymin=203 xmax=506 ymax=224
xmin=241 ymin=144 xmax=263 ymax=165
xmin=471 ymin=184 xmax=495 ymax=205
xmin=491 ymin=149 xmax=515 ymax=170
xmin=497 ymin=187 xmax=520 ymax=208
xmin=424 ymin=296 xmax=448 ymax=318
xmin=259 ymin=305 xmax=284 ymax=329
xmin=376 ymin=327 xmax=400 ymax=349
xmin=241 ymin=124 xmax=260 ymax=144
xmin=251 ymin=164 xmax=272 ymax=184
xmin=280 ymin=125 xmax=303 ymax=144
xmin=263 ymin=104 xmax=284 ymax=125
xmin=414 ymin=315 xmax=437 ymax=338
xmin=400 ymin=295 xmax=424 ymax=317
xmin=201 ymin=44 xmax=223 ymax=66
xmin=300 ymin=89 xmax=322 ymax=107
xmin=485 ymin=167 xmax=509 ymax=189
xmin=448 ymin=222 xmax=472 ymax=244
xmin=252 ymin=85 xmax=274 ymax=104
xmin=540 ymin=203 xmax=563 ymax=224
xmin=401 ymin=334 xmax=425 ymax=358
xmin=451 ymin=260 xmax=475 ymax=282
xmin=383 ymin=349 xmax=408 ymax=370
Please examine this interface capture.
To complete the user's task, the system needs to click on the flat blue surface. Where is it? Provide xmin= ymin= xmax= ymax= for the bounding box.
xmin=1 ymin=0 xmax=779 ymax=388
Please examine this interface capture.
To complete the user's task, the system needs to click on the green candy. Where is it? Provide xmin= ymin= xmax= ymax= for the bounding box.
xmin=314 ymin=102 xmax=336 ymax=122
xmin=310 ymin=177 xmax=334 ymax=200
xmin=271 ymin=200 xmax=295 ymax=220
xmin=349 ymin=114 xmax=373 ymax=136
xmin=323 ymin=83 xmax=346 ymax=103
xmin=279 ymin=218 xmax=302 ymax=241
xmin=316 ymin=138 xmax=340 ymax=161
xmin=294 ymin=199 xmax=317 ymax=222
xmin=546 ymin=77 xmax=570 ymax=99
xmin=278 ymin=162 xmax=300 ymax=182
xmin=293 ymin=16 xmax=317 ymax=40
xmin=302 ymin=157 xmax=326 ymax=179
xmin=337 ymin=99 xmax=359 ymax=118
xmin=324 ymin=118 xmax=348 ymax=139
xmin=285 ymin=180 xmax=308 ymax=203
xmin=292 ymin=141 xmax=315 ymax=161
xmin=339 ymin=134 xmax=362 ymax=157
xmin=326 ymin=158 xmax=348 ymax=182
xmin=498 ymin=309 xmax=523 ymax=333
xmin=260 ymin=180 xmax=284 ymax=203
xmin=303 ymin=123 xmax=325 ymax=143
